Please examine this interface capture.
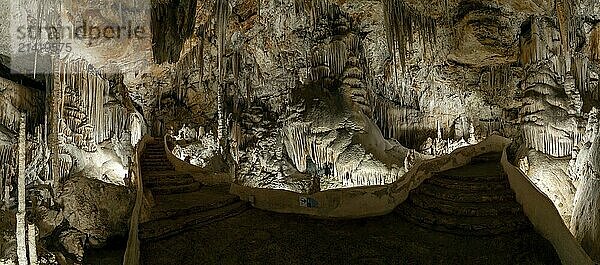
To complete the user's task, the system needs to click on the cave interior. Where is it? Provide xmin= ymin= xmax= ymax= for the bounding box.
xmin=0 ymin=0 xmax=600 ymax=264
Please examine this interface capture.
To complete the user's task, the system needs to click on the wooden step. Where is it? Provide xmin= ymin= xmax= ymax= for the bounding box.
xmin=144 ymin=173 xmax=193 ymax=181
xmin=438 ymin=172 xmax=507 ymax=182
xmin=143 ymin=151 xmax=167 ymax=156
xmin=438 ymin=162 xmax=506 ymax=182
xmin=144 ymin=148 xmax=166 ymax=152
xmin=141 ymin=158 xmax=171 ymax=163
xmin=142 ymin=156 xmax=168 ymax=161
xmin=141 ymin=161 xmax=172 ymax=167
xmin=470 ymin=152 xmax=502 ymax=163
xmin=143 ymin=171 xmax=190 ymax=177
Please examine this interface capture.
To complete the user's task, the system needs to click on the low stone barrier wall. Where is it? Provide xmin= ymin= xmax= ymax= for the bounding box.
xmin=122 ymin=134 xmax=153 ymax=265
xmin=501 ymin=147 xmax=594 ymax=265
xmin=163 ymin=136 xmax=231 ymax=185
xmin=231 ymin=135 xmax=510 ymax=218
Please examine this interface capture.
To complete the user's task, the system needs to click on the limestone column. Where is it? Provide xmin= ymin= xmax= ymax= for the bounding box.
xmin=27 ymin=223 xmax=38 ymax=265
xmin=50 ymin=59 xmax=61 ymax=185
xmin=16 ymin=113 xmax=27 ymax=265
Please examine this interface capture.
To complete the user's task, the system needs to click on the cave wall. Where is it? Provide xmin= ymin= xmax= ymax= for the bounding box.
xmin=0 ymin=59 xmax=146 ymax=263
xmin=150 ymin=0 xmax=597 ymax=194
xmin=571 ymin=105 xmax=600 ymax=260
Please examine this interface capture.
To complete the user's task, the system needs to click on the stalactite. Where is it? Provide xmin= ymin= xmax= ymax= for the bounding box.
xmin=130 ymin=113 xmax=144 ymax=146
xmin=50 ymin=59 xmax=62 ymax=185
xmin=0 ymin=164 xmax=3 ymax=203
xmin=232 ymin=51 xmax=241 ymax=83
xmin=214 ymin=0 xmax=231 ymax=150
xmin=48 ymin=58 xmax=113 ymax=153
xmin=215 ymin=0 xmax=230 ymax=82
xmin=102 ymin=104 xmax=128 ymax=142
xmin=294 ymin=0 xmax=306 ymax=15
xmin=198 ymin=27 xmax=205 ymax=82
xmin=309 ymin=0 xmax=330 ymax=28
xmin=520 ymin=17 xmax=548 ymax=65
xmin=311 ymin=40 xmax=348 ymax=80
xmin=382 ymin=0 xmax=437 ymax=72
xmin=556 ymin=0 xmax=577 ymax=55
xmin=591 ymin=25 xmax=600 ymax=62
xmin=329 ymin=41 xmax=347 ymax=77
xmin=0 ymin=144 xmax=15 ymax=205
xmin=573 ymin=53 xmax=589 ymax=97
xmin=151 ymin=0 xmax=197 ymax=63
xmin=486 ymin=65 xmax=511 ymax=100
xmin=522 ymin=123 xmax=580 ymax=157
xmin=370 ymin=84 xmax=423 ymax=147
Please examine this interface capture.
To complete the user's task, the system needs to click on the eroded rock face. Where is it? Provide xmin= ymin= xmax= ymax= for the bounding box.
xmin=57 ymin=229 xmax=86 ymax=262
xmin=34 ymin=206 xmax=64 ymax=238
xmin=571 ymin=108 xmax=600 ymax=260
xmin=0 ymin=210 xmax=16 ymax=264
xmin=57 ymin=177 xmax=133 ymax=248
xmin=522 ymin=149 xmax=576 ymax=225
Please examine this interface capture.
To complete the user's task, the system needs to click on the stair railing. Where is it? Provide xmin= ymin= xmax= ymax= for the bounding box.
xmin=500 ymin=145 xmax=594 ymax=265
xmin=123 ymin=135 xmax=154 ymax=265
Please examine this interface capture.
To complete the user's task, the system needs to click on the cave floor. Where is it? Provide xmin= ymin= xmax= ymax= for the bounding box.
xmin=139 ymin=191 xmax=560 ymax=265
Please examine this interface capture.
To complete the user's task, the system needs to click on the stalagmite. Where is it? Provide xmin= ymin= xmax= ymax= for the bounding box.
xmin=16 ymin=114 xmax=27 ymax=265
xmin=27 ymin=224 xmax=38 ymax=265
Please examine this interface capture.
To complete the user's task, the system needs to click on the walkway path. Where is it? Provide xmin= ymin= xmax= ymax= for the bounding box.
xmin=139 ymin=152 xmax=560 ymax=265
